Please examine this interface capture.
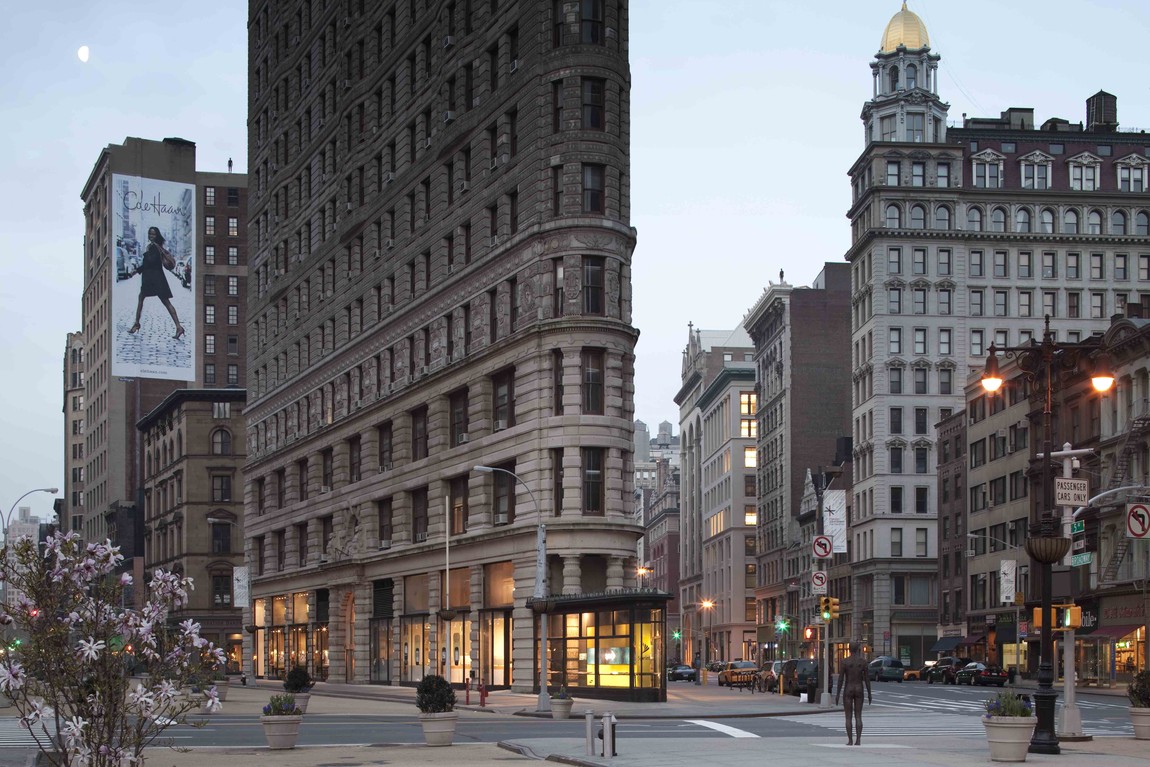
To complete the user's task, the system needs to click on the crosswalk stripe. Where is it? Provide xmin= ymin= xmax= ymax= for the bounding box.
xmin=685 ymin=720 xmax=759 ymax=738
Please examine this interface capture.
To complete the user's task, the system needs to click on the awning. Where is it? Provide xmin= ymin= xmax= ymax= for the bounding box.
xmin=930 ymin=636 xmax=963 ymax=653
xmin=958 ymin=634 xmax=986 ymax=646
xmin=1081 ymin=624 xmax=1142 ymax=641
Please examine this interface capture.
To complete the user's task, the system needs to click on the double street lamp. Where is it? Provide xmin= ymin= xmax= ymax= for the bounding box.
xmin=980 ymin=315 xmax=1113 ymax=754
xmin=694 ymin=599 xmax=714 ymax=686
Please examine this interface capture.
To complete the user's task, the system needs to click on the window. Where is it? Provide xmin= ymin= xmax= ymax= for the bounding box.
xmin=913 ymin=328 xmax=927 ymax=355
xmin=1112 ymin=210 xmax=1128 ymax=235
xmin=492 ymin=368 xmax=515 ymax=427
xmin=886 ymin=161 xmax=899 ymax=186
xmin=915 ymin=407 xmax=928 ymax=434
xmin=912 ymin=288 xmax=926 ymax=314
xmin=889 ymin=327 xmax=902 ymax=354
xmin=880 ymin=115 xmax=896 ymax=141
xmin=449 ymin=388 xmax=470 ymax=446
xmin=1119 ymin=162 xmax=1146 ymax=192
xmin=377 ymin=421 xmax=394 ymax=470
xmin=205 ymin=305 xmax=216 ymax=324
xmin=205 ymin=245 xmax=216 ymax=264
xmin=582 ymin=447 xmax=605 ymax=515
xmin=911 ymin=162 xmax=925 ymax=187
xmin=581 ymin=348 xmax=604 ymax=414
xmin=906 ymin=112 xmax=925 ymax=141
xmin=211 ymin=521 xmax=231 ymax=554
xmin=914 ymin=367 xmax=927 ymax=394
xmin=912 ymin=248 xmax=927 ymax=275
xmin=211 ymin=573 xmax=232 ymax=606
xmin=204 ymin=363 xmax=216 ymax=384
xmin=889 ymin=407 xmax=903 ymax=434
xmin=227 ymin=276 xmax=239 ymax=296
xmin=1015 ymin=208 xmax=1031 ymax=233
xmin=493 ymin=465 xmax=516 ymax=524
xmin=205 ymin=334 xmax=216 ymax=354
xmin=1136 ymin=212 xmax=1149 ymax=236
xmin=916 ymin=528 xmax=929 ymax=557
xmin=580 ymin=0 xmax=604 ymax=44
xmin=205 ymin=187 xmax=216 ymax=206
xmin=937 ymin=162 xmax=950 ymax=188
xmin=970 ymin=289 xmax=984 ymax=316
xmin=889 ymin=367 xmax=903 ymax=394
xmin=1042 ymin=251 xmax=1058 ymax=278
xmin=581 ymin=77 xmax=604 ymax=130
xmin=410 ymin=406 xmax=428 ymax=460
xmin=1064 ymin=209 xmax=1079 ymax=234
xmin=582 ymin=163 xmax=604 ymax=213
xmin=1021 ymin=160 xmax=1050 ymax=189
xmin=1117 ymin=253 xmax=1129 ymax=279
xmin=990 ymin=207 xmax=1006 ymax=232
xmin=888 ymin=288 xmax=902 ymax=314
xmin=205 ymin=217 xmax=216 ymax=235
xmin=938 ymin=249 xmax=952 ymax=276
xmin=744 ymin=446 xmax=756 ymax=468
xmin=888 ymin=247 xmax=902 ymax=274
xmin=211 ymin=475 xmax=232 ymax=503
xmin=891 ymin=446 xmax=904 ymax=473
xmin=1018 ymin=251 xmax=1032 ymax=279
xmin=938 ymin=328 xmax=952 ymax=356
xmin=582 ymin=255 xmax=604 ymax=314
xmin=228 ymin=217 xmax=239 ymax=236
xmin=970 ymin=250 xmax=984 ymax=277
xmin=973 ymin=159 xmax=1001 ymax=188
xmin=940 ymin=368 xmax=953 ymax=395
xmin=1088 ymin=210 xmax=1102 ymax=234
xmin=934 ymin=205 xmax=951 ymax=230
xmin=967 ymin=207 xmax=983 ymax=231
xmin=994 ymin=290 xmax=1009 ymax=316
xmin=411 ymin=487 xmax=429 ymax=541
xmin=211 ymin=429 xmax=232 ymax=455
xmin=909 ymin=205 xmax=926 ymax=229
xmin=885 ymin=204 xmax=901 ymax=228
xmin=450 ymin=475 xmax=469 ymax=535
xmin=227 ymin=306 xmax=239 ymax=325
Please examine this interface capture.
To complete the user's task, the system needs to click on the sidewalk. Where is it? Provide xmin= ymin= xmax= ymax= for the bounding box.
xmin=131 ymin=679 xmax=1146 ymax=767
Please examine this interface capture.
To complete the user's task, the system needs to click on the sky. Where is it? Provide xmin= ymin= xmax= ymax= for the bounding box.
xmin=1 ymin=1 xmax=1148 ymax=521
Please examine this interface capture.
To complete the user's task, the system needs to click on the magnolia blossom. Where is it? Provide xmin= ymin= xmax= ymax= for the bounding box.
xmin=0 ymin=662 xmax=26 ymax=692
xmin=120 ymin=573 xmax=133 ymax=586
xmin=77 ymin=637 xmax=106 ymax=662
xmin=203 ymin=688 xmax=222 ymax=713
xmin=62 ymin=715 xmax=88 ymax=748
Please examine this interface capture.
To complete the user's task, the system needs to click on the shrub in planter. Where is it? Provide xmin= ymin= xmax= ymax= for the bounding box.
xmin=284 ymin=665 xmax=314 ymax=694
xmin=1128 ymin=670 xmax=1150 ymax=708
xmin=416 ymin=674 xmax=456 ymax=713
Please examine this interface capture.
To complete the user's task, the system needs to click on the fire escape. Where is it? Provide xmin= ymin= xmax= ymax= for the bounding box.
xmin=1099 ymin=401 xmax=1150 ymax=584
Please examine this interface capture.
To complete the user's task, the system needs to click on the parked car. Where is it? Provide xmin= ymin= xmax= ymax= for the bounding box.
xmin=903 ymin=663 xmax=932 ymax=681
xmin=757 ymin=660 xmax=784 ymax=692
xmin=868 ymin=656 xmax=905 ymax=682
xmin=954 ymin=662 xmax=1008 ymax=687
xmin=667 ymin=664 xmax=697 ymax=682
xmin=780 ymin=659 xmax=819 ymax=695
xmin=717 ymin=660 xmax=758 ymax=686
xmin=927 ymin=656 xmax=973 ymax=685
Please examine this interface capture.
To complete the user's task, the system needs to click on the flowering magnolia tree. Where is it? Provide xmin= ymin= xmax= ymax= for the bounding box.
xmin=0 ymin=531 xmax=225 ymax=767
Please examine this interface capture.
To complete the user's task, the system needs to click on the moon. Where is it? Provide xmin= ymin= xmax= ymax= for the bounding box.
xmin=77 ymin=46 xmax=90 ymax=63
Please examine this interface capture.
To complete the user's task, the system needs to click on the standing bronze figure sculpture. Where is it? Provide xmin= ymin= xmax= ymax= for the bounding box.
xmin=834 ymin=642 xmax=872 ymax=746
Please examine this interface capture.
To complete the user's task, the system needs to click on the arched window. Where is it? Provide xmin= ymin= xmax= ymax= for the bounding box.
xmin=1040 ymin=208 xmax=1055 ymax=234
xmin=967 ymin=207 xmax=983 ymax=231
xmin=906 ymin=64 xmax=917 ymax=90
xmin=1137 ymin=211 xmax=1149 ymax=236
xmin=889 ymin=66 xmax=899 ymax=94
xmin=934 ymin=205 xmax=952 ymax=230
xmin=885 ymin=204 xmax=901 ymax=228
xmin=910 ymin=205 xmax=926 ymax=229
xmin=990 ymin=207 xmax=1007 ymax=233
xmin=1064 ymin=209 xmax=1079 ymax=234
xmin=1112 ymin=210 xmax=1127 ymax=235
xmin=1088 ymin=210 xmax=1102 ymax=234
xmin=211 ymin=429 xmax=232 ymax=456
xmin=1015 ymin=208 xmax=1031 ymax=233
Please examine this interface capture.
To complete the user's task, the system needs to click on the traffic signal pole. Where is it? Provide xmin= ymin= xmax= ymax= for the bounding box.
xmin=821 ymin=621 xmax=832 ymax=707
xmin=1052 ymin=444 xmax=1091 ymax=740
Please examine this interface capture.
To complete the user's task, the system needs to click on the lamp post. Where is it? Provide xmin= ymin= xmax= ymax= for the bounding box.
xmin=981 ymin=315 xmax=1113 ymax=754
xmin=472 ymin=465 xmax=548 ymax=711
xmin=700 ymin=599 xmax=714 ymax=685
xmin=3 ymin=487 xmax=59 ymax=540
xmin=636 ymin=565 xmax=652 ymax=589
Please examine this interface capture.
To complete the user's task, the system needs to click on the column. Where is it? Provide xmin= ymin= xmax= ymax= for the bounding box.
xmin=561 ymin=555 xmax=582 ymax=596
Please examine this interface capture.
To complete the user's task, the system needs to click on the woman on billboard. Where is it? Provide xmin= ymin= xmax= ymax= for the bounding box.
xmin=127 ymin=226 xmax=186 ymax=340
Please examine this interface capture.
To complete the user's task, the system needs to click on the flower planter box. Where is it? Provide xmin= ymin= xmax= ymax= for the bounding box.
xmin=982 ymin=716 xmax=1036 ymax=762
xmin=1132 ymin=707 xmax=1150 ymax=740
xmin=419 ymin=711 xmax=458 ymax=746
xmin=260 ymin=714 xmax=303 ymax=750
xmin=550 ymin=698 xmax=574 ymax=720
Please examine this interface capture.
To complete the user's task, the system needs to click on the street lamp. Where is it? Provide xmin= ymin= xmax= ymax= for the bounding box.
xmin=981 ymin=315 xmax=1113 ymax=755
xmin=3 ymin=488 xmax=59 ymax=540
xmin=700 ymin=599 xmax=715 ymax=686
xmin=636 ymin=565 xmax=652 ymax=589
xmin=472 ymin=465 xmax=548 ymax=712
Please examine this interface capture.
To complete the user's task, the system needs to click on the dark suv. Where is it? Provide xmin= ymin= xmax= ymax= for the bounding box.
xmin=780 ymin=659 xmax=818 ymax=695
xmin=927 ymin=656 xmax=973 ymax=685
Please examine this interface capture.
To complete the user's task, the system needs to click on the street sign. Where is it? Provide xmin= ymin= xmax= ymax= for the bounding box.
xmin=1055 ymin=477 xmax=1089 ymax=506
xmin=1073 ymin=537 xmax=1086 ymax=551
xmin=811 ymin=571 xmax=828 ymax=595
xmin=1070 ymin=520 xmax=1085 ymax=535
xmin=812 ymin=535 xmax=833 ymax=559
xmin=1071 ymin=552 xmax=1093 ymax=567
xmin=1014 ymin=591 xmax=1024 ymax=606
xmin=1127 ymin=503 xmax=1150 ymax=539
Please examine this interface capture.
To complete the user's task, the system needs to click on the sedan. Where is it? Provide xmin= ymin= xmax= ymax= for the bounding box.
xmin=667 ymin=664 xmax=697 ymax=682
xmin=903 ymin=664 xmax=932 ymax=681
xmin=717 ymin=660 xmax=758 ymax=686
xmin=955 ymin=662 xmax=1008 ymax=687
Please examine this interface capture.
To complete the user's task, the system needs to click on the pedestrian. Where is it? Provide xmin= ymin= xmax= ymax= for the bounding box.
xmin=834 ymin=641 xmax=872 ymax=746
xmin=127 ymin=226 xmax=186 ymax=340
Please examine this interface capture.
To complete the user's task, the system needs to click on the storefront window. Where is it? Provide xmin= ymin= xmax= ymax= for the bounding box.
xmin=370 ymin=619 xmax=392 ymax=683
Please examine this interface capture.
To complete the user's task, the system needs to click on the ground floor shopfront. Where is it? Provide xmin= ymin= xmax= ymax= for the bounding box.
xmin=245 ymin=554 xmax=670 ymax=700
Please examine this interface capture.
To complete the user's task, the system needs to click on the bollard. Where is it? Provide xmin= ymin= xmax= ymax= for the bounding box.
xmin=465 ymin=678 xmax=471 ymax=706
xmin=596 ymin=712 xmax=617 ymax=757
xmin=479 ymin=682 xmax=487 ymax=707
xmin=807 ymin=678 xmax=818 ymax=704
xmin=584 ymin=710 xmax=595 ymax=756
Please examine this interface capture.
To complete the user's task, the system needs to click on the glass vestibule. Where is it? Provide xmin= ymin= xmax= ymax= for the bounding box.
xmin=478 ymin=609 xmax=512 ymax=687
xmin=312 ymin=623 xmax=329 ymax=681
xmin=441 ymin=612 xmax=473 ymax=684
xmin=369 ymin=618 xmax=392 ymax=684
xmin=400 ymin=615 xmax=431 ymax=683
xmin=547 ymin=604 xmax=666 ymax=699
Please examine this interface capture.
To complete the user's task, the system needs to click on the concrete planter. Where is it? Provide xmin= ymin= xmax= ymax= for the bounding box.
xmin=550 ymin=698 xmax=574 ymax=720
xmin=288 ymin=691 xmax=311 ymax=713
xmin=1131 ymin=707 xmax=1150 ymax=740
xmin=419 ymin=711 xmax=458 ymax=746
xmin=982 ymin=716 xmax=1036 ymax=762
xmin=260 ymin=714 xmax=302 ymax=750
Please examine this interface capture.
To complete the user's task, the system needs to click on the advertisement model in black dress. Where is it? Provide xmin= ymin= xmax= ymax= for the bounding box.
xmin=127 ymin=226 xmax=186 ymax=340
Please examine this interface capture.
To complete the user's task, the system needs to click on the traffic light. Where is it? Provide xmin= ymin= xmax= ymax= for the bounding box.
xmin=1062 ymin=605 xmax=1082 ymax=629
xmin=828 ymin=597 xmax=841 ymax=620
xmin=819 ymin=597 xmax=832 ymax=622
xmin=775 ymin=616 xmax=790 ymax=634
xmin=803 ymin=626 xmax=815 ymax=641
xmin=672 ymin=629 xmax=681 ymax=641
xmin=1032 ymin=606 xmax=1044 ymax=629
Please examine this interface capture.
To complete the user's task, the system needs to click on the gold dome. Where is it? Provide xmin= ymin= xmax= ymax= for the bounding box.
xmin=880 ymin=2 xmax=930 ymax=53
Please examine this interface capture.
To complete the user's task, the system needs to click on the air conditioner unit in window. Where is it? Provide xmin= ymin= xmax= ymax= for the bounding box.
xmin=273 ymin=269 xmax=282 ymax=277
xmin=494 ymin=512 xmax=508 ymax=525
xmin=419 ymin=365 xmax=429 ymax=376
xmin=472 ymin=96 xmax=481 ymax=108
xmin=424 ymin=136 xmax=433 ymax=149
xmin=385 ymin=171 xmax=395 ymax=184
xmin=350 ymin=472 xmax=360 ymax=482
xmin=379 ymin=461 xmax=393 ymax=472
xmin=319 ymin=557 xmax=329 ymax=564
xmin=459 ymin=180 xmax=470 ymax=193
xmin=372 ymin=249 xmax=381 ymax=260
xmin=494 ymin=419 xmax=507 ymax=431
xmin=458 ymin=433 xmax=469 ymax=444
xmin=176 ymin=496 xmax=182 ymax=505
xmin=966 ymin=548 xmax=976 ymax=558
xmin=353 ymin=399 xmax=361 ymax=409
xmin=414 ymin=531 xmax=428 ymax=542
xmin=489 ymin=157 xmax=498 ymax=171
xmin=346 ymin=202 xmax=353 ymax=211
xmin=1017 ymin=420 xmax=1029 ymax=430
xmin=997 ymin=428 xmax=1008 ymax=439
xmin=385 ymin=238 xmax=395 ymax=249
xmin=443 ymin=110 xmax=455 ymax=123
xmin=443 ymin=35 xmax=455 ymax=49
xmin=489 ymin=236 xmax=499 ymax=247
xmin=379 ymin=539 xmax=392 ymax=550
xmin=510 ymin=59 xmax=519 ymax=73
xmin=320 ymin=485 xmax=331 ymax=494
xmin=606 ymin=26 xmax=617 ymax=39
xmin=294 ymin=311 xmax=301 ymax=319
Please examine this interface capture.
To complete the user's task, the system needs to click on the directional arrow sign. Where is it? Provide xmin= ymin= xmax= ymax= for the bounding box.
xmin=811 ymin=571 xmax=828 ymax=595
xmin=1127 ymin=503 xmax=1150 ymax=539
xmin=812 ymin=536 xmax=833 ymax=560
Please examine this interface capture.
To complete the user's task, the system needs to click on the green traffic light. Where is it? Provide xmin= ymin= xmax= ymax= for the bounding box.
xmin=672 ymin=629 xmax=681 ymax=641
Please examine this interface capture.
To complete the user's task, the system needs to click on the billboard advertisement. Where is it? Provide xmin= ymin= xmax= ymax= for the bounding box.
xmin=111 ymin=174 xmax=196 ymax=380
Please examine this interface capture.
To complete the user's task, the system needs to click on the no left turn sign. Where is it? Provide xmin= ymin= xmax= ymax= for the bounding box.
xmin=1127 ymin=503 xmax=1150 ymax=539
xmin=813 ymin=535 xmax=832 ymax=559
